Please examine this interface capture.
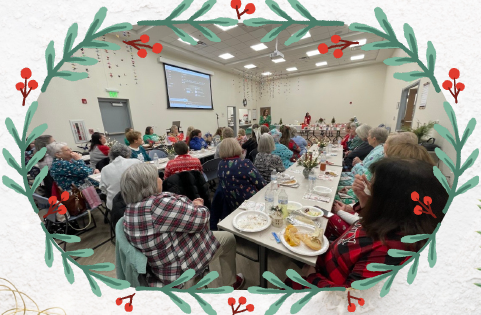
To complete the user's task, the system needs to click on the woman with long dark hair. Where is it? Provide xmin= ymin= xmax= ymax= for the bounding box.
xmin=89 ymin=132 xmax=109 ymax=170
xmin=259 ymin=109 xmax=271 ymax=127
xmin=286 ymin=158 xmax=447 ymax=289
xmin=143 ymin=126 xmax=159 ymax=145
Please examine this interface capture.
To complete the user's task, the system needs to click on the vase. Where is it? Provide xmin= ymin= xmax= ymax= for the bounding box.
xmin=168 ymin=154 xmax=175 ymax=160
xmin=302 ymin=168 xmax=311 ymax=179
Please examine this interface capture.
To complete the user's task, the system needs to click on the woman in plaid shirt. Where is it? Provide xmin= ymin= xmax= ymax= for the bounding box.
xmin=286 ymin=158 xmax=447 ymax=289
xmin=121 ymin=163 xmax=244 ymax=289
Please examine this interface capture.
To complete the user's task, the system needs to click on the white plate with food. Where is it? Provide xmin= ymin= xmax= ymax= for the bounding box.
xmin=281 ymin=225 xmax=329 ymax=256
xmin=233 ymin=211 xmax=271 ymax=233
xmin=313 ymin=186 xmax=333 ymax=196
xmin=323 ymin=171 xmax=339 ymax=177
xmin=297 ymin=206 xmax=323 ymax=220
xmin=281 ymin=179 xmax=298 ymax=186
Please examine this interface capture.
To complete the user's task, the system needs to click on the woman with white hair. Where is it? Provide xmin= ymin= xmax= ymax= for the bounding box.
xmin=122 ymin=163 xmax=245 ymax=289
xmin=49 ymin=142 xmax=98 ymax=191
xmin=100 ymin=143 xmax=141 ymax=210
xmin=270 ymin=129 xmax=294 ymax=169
xmin=167 ymin=125 xmax=184 ymax=143
xmin=248 ymin=125 xmax=270 ymax=162
xmin=254 ymin=134 xmax=286 ymax=182
xmin=343 ymin=124 xmax=373 ymax=169
xmin=290 ymin=128 xmax=308 ymax=156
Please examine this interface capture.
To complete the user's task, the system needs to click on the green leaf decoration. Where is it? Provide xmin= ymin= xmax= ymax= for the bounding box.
xmin=208 ymin=17 xmax=238 ymax=26
xmin=95 ymin=23 xmax=132 ymax=37
xmin=285 ymin=26 xmax=312 ymax=46
xmin=407 ymin=257 xmax=419 ymax=284
xmin=460 ymin=149 xmax=479 ymax=175
xmin=374 ymin=7 xmax=395 ymax=37
xmin=426 ymin=41 xmax=436 ymax=72
xmin=290 ymin=291 xmax=316 ymax=314
xmin=192 ymin=270 xmax=218 ymax=289
xmin=388 ymin=249 xmax=416 ymax=258
xmin=383 ymin=57 xmax=414 ymax=66
xmin=5 ymin=118 xmax=21 ymax=146
xmin=401 ymin=234 xmax=430 ymax=243
xmin=248 ymin=287 xmax=285 ymax=294
xmin=164 ymin=290 xmax=191 ymax=313
xmin=25 ymin=124 xmax=48 ymax=147
xmin=2 ymin=176 xmax=26 ymax=196
xmin=82 ymin=40 xmax=120 ymax=50
xmin=433 ymin=166 xmax=450 ymax=193
xmin=403 ymin=24 xmax=418 ymax=57
xmin=475 ymin=283 xmax=481 ymax=288
xmin=362 ymin=41 xmax=399 ymax=50
xmin=54 ymin=71 xmax=89 ymax=81
xmin=65 ymin=56 xmax=98 ymax=66
xmin=263 ymin=271 xmax=290 ymax=289
xmin=3 ymin=149 xmax=22 ymax=173
xmin=197 ymin=287 xmax=234 ymax=294
xmin=349 ymin=23 xmax=385 ymax=37
xmin=86 ymin=262 xmax=115 ymax=271
xmin=261 ymin=25 xmax=289 ymax=42
xmin=393 ymin=71 xmax=427 ymax=81
xmin=45 ymin=41 xmax=55 ymax=73
xmin=288 ymin=0 xmax=315 ymax=20
xmin=64 ymin=23 xmax=78 ymax=57
xmin=166 ymin=0 xmax=194 ymax=21
xmin=244 ymin=18 xmax=273 ymax=27
xmin=170 ymin=25 xmax=197 ymax=45
xmin=435 ymin=148 xmax=455 ymax=173
xmin=366 ymin=263 xmax=394 ymax=272
xmin=191 ymin=293 xmax=216 ymax=315
xmin=51 ymin=234 xmax=81 ymax=243
xmin=23 ymin=101 xmax=39 ymax=140
xmin=62 ymin=256 xmax=75 ymax=284
xmin=45 ymin=236 xmax=54 ymax=267
xmin=428 ymin=237 xmax=437 ymax=268
xmin=461 ymin=118 xmax=476 ymax=146
xmin=31 ymin=166 xmax=48 ymax=194
xmin=193 ymin=25 xmax=220 ymax=42
xmin=86 ymin=274 xmax=101 ymax=297
xmin=351 ymin=272 xmax=391 ymax=290
xmin=380 ymin=273 xmax=396 ymax=297
xmin=26 ymin=148 xmax=47 ymax=172
xmin=267 ymin=0 xmax=292 ymax=21
xmin=86 ymin=7 xmax=107 ymax=37
xmin=433 ymin=124 xmax=456 ymax=148
xmin=189 ymin=0 xmax=215 ymax=21
xmin=166 ymin=269 xmax=195 ymax=288
xmin=443 ymin=102 xmax=458 ymax=137
xmin=90 ymin=272 xmax=131 ymax=290
xmin=455 ymin=176 xmax=479 ymax=196
xmin=66 ymin=249 xmax=94 ymax=258
xmin=266 ymin=293 xmax=292 ymax=315
xmin=286 ymin=269 xmax=315 ymax=289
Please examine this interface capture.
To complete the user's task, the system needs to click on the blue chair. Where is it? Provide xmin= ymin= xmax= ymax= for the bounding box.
xmin=149 ymin=149 xmax=167 ymax=159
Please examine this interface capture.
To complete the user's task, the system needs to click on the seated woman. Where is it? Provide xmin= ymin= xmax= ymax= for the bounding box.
xmin=242 ymin=124 xmax=259 ymax=161
xmin=339 ymin=127 xmax=388 ymax=186
xmin=270 ymin=129 xmax=294 ymax=169
xmin=218 ymin=138 xmax=266 ymax=212
xmin=280 ymin=126 xmax=301 ymax=161
xmin=127 ymin=130 xmax=151 ymax=161
xmin=143 ymin=126 xmax=159 ymax=145
xmin=237 ymin=129 xmax=248 ymax=146
xmin=89 ymin=132 xmax=110 ymax=170
xmin=286 ymin=158 xmax=447 ymax=289
xmin=248 ymin=125 xmax=270 ymax=162
xmin=188 ymin=129 xmax=208 ymax=150
xmin=343 ymin=124 xmax=373 ymax=169
xmin=50 ymin=142 xmax=97 ymax=191
xmin=100 ymin=143 xmax=141 ymax=210
xmin=167 ymin=125 xmax=184 ymax=143
xmin=121 ymin=163 xmax=245 ymax=289
xmin=341 ymin=123 xmax=355 ymax=151
xmin=254 ymin=134 xmax=286 ymax=183
xmin=124 ymin=128 xmax=133 ymax=146
xmin=35 ymin=135 xmax=56 ymax=170
xmin=214 ymin=128 xmax=234 ymax=159
xmin=290 ymin=128 xmax=308 ymax=156
xmin=185 ymin=126 xmax=195 ymax=144
xmin=164 ymin=141 xmax=203 ymax=179
xmin=213 ymin=127 xmax=224 ymax=144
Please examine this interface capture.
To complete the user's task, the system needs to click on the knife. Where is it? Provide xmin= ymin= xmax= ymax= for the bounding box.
xmin=313 ymin=206 xmax=334 ymax=218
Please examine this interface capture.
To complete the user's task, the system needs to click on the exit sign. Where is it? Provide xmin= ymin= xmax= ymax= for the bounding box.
xmin=109 ymin=91 xmax=118 ymax=98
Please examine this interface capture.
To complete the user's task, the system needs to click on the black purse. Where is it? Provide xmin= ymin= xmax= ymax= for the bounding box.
xmin=420 ymin=138 xmax=440 ymax=151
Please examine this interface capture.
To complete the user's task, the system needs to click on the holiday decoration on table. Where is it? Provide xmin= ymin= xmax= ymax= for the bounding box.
xmin=442 ymin=68 xmax=465 ymax=103
xmin=15 ymin=68 xmax=38 ymax=106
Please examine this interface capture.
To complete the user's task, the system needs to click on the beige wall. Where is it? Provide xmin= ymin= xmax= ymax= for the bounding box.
xmin=32 ymin=35 xmax=255 ymax=146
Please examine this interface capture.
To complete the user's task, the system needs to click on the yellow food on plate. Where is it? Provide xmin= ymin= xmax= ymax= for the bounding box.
xmin=284 ymin=225 xmax=301 ymax=246
xmin=283 ymin=180 xmax=297 ymax=185
xmin=299 ymin=234 xmax=323 ymax=251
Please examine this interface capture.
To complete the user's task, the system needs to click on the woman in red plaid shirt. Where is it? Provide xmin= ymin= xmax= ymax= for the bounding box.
xmin=286 ymin=158 xmax=447 ymax=289
xmin=121 ymin=163 xmax=245 ymax=289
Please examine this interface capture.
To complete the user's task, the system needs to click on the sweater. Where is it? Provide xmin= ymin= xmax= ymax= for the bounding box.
xmin=189 ymin=137 xmax=208 ymax=150
xmin=89 ymin=145 xmax=110 ymax=170
xmin=143 ymin=134 xmax=159 ymax=144
xmin=291 ymin=136 xmax=308 ymax=155
xmin=130 ymin=146 xmax=151 ymax=161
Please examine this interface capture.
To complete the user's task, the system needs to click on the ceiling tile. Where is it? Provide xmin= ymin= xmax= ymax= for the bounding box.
xmin=249 ymin=28 xmax=268 ymax=39
xmin=217 ymin=32 xmax=233 ymax=40
xmin=201 ymin=46 xmax=218 ymax=53
xmin=223 ymin=37 xmax=242 ymax=46
xmin=310 ymin=26 xmax=330 ymax=35
xmin=212 ymin=42 xmax=229 ymax=49
xmin=232 ymin=42 xmax=249 ymax=51
xmin=237 ymin=33 xmax=256 ymax=42
xmin=228 ymin=26 xmax=247 ymax=37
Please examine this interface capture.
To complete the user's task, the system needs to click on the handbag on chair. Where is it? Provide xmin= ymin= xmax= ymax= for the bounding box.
xmin=56 ymin=184 xmax=87 ymax=216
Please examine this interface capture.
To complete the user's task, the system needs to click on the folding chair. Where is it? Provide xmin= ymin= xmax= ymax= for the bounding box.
xmin=202 ymin=158 xmax=221 ymax=191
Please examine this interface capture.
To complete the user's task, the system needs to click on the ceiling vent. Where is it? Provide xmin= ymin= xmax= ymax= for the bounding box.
xmin=197 ymin=41 xmax=207 ymax=47
xmin=299 ymin=56 xmax=310 ymax=61
xmin=350 ymin=46 xmax=362 ymax=51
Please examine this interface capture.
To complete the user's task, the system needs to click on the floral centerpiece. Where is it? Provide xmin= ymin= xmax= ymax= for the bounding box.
xmin=105 ymin=137 xmax=118 ymax=148
xmin=317 ymin=139 xmax=329 ymax=152
xmin=318 ymin=118 xmax=325 ymax=124
xmin=165 ymin=146 xmax=176 ymax=160
xmin=297 ymin=152 xmax=320 ymax=178
xmin=331 ymin=117 xmax=336 ymax=125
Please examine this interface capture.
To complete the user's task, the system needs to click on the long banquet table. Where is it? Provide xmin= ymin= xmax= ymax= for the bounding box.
xmin=217 ymin=144 xmax=344 ymax=288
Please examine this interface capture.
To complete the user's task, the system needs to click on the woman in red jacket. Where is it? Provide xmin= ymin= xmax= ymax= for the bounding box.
xmin=286 ymin=158 xmax=447 ymax=289
xmin=341 ymin=123 xmax=355 ymax=151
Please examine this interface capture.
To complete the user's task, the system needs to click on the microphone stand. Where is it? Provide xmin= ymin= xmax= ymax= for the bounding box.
xmin=216 ymin=113 xmax=219 ymax=129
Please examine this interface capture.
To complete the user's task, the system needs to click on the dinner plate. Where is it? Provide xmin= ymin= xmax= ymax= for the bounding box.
xmin=233 ymin=211 xmax=271 ymax=233
xmin=280 ymin=179 xmax=298 ymax=186
xmin=297 ymin=206 xmax=323 ymax=220
xmin=280 ymin=225 xmax=329 ymax=256
xmin=313 ymin=186 xmax=333 ymax=196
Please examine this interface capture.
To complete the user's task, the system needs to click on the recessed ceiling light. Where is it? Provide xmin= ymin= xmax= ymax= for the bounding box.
xmin=351 ymin=39 xmax=367 ymax=47
xmin=272 ymin=58 xmax=285 ymax=63
xmin=262 ymin=72 xmax=272 ymax=75
xmin=219 ymin=53 xmax=235 ymax=59
xmin=244 ymin=64 xmax=257 ymax=69
xmin=301 ymin=31 xmax=311 ymax=39
xmin=251 ymin=43 xmax=268 ymax=51
xmin=286 ymin=67 xmax=297 ymax=71
xmin=316 ymin=61 xmax=328 ymax=66
xmin=306 ymin=50 xmax=320 ymax=57
xmin=351 ymin=54 xmax=365 ymax=61
xmin=215 ymin=25 xmax=238 ymax=31
xmin=178 ymin=37 xmax=199 ymax=44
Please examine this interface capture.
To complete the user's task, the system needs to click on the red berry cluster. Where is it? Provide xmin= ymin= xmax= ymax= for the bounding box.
xmin=228 ymin=297 xmax=254 ymax=314
xmin=442 ymin=68 xmax=465 ymax=104
xmin=347 ymin=291 xmax=365 ymax=312
xmin=116 ymin=293 xmax=135 ymax=312
xmin=123 ymin=35 xmax=163 ymax=58
xmin=231 ymin=0 xmax=256 ymax=19
xmin=42 ymin=192 xmax=69 ymax=219
xmin=411 ymin=191 xmax=436 ymax=218
xmin=318 ymin=35 xmax=360 ymax=59
xmin=16 ymin=68 xmax=38 ymax=106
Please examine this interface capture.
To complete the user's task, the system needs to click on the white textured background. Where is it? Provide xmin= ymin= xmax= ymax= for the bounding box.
xmin=1 ymin=0 xmax=481 ymax=314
